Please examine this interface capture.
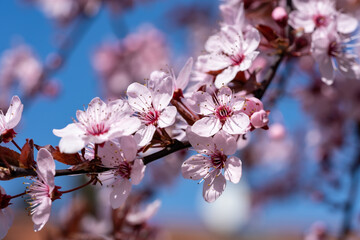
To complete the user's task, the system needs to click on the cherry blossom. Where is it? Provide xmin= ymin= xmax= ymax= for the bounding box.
xmin=289 ymin=0 xmax=358 ymax=34
xmin=199 ymin=25 xmax=260 ymax=88
xmin=98 ymin=136 xmax=146 ymax=209
xmin=241 ymin=97 xmax=269 ymax=130
xmin=311 ymin=26 xmax=360 ymax=85
xmin=0 ymin=95 xmax=23 ymax=143
xmin=0 ymin=45 xmax=44 ymax=98
xmin=0 ymin=187 xmax=14 ymax=239
xmin=27 ymin=148 xmax=61 ymax=232
xmin=127 ymin=75 xmax=176 ymax=147
xmin=190 ymin=87 xmax=250 ymax=137
xmin=182 ymin=130 xmax=242 ymax=202
xmin=53 ymin=97 xmax=140 ymax=153
xmin=126 ymin=199 xmax=161 ymax=225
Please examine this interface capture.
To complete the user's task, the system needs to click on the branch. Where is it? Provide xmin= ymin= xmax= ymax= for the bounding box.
xmin=4 ymin=140 xmax=191 ymax=179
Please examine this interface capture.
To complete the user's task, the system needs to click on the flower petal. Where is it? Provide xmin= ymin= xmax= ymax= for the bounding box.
xmin=110 ymin=179 xmax=132 ymax=209
xmin=158 ymin=106 xmax=177 ymax=128
xmin=203 ymin=170 xmax=226 ymax=203
xmin=337 ymin=13 xmax=358 ymax=34
xmin=127 ymin=82 xmax=152 ymax=112
xmin=36 ymin=148 xmax=55 ymax=189
xmin=119 ymin=136 xmax=138 ymax=162
xmin=176 ymin=57 xmax=193 ymax=90
xmin=186 ymin=128 xmax=215 ymax=154
xmin=224 ymin=156 xmax=242 ymax=184
xmin=32 ymin=197 xmax=52 ymax=232
xmin=150 ymin=73 xmax=174 ymax=111
xmin=215 ymin=66 xmax=240 ymax=89
xmin=213 ymin=131 xmax=237 ymax=155
xmin=222 ymin=113 xmax=250 ymax=135
xmin=191 ymin=117 xmax=222 ymax=137
xmin=130 ymin=159 xmax=146 ymax=185
xmin=98 ymin=140 xmax=124 ymax=167
xmin=134 ymin=125 xmax=156 ymax=147
xmin=107 ymin=116 xmax=141 ymax=138
xmin=4 ymin=95 xmax=23 ymax=129
xmin=182 ymin=154 xmax=211 ymax=180
xmin=57 ymin=134 xmax=87 ymax=154
xmin=191 ymin=91 xmax=216 ymax=115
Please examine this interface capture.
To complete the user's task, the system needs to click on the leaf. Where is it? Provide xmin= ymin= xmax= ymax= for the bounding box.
xmin=0 ymin=146 xmax=20 ymax=167
xmin=35 ymin=144 xmax=83 ymax=165
xmin=19 ymin=139 xmax=35 ymax=169
xmin=256 ymin=24 xmax=280 ymax=43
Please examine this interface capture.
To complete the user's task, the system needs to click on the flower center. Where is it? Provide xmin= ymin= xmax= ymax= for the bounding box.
xmin=116 ymin=161 xmax=132 ymax=179
xmin=313 ymin=15 xmax=327 ymax=27
xmin=87 ymin=122 xmax=109 ymax=136
xmin=141 ymin=109 xmax=160 ymax=126
xmin=215 ymin=105 xmax=233 ymax=123
xmin=328 ymin=41 xmax=341 ymax=57
xmin=210 ymin=151 xmax=227 ymax=169
xmin=0 ymin=194 xmax=11 ymax=209
xmin=230 ymin=54 xmax=245 ymax=66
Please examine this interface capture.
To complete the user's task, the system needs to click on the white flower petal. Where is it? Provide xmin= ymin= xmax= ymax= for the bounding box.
xmin=223 ymin=113 xmax=250 ymax=135
xmin=224 ymin=156 xmax=242 ymax=184
xmin=213 ymin=131 xmax=237 ymax=155
xmin=191 ymin=117 xmax=222 ymax=137
xmin=130 ymin=159 xmax=146 ymax=185
xmin=127 ymin=82 xmax=152 ymax=112
xmin=36 ymin=148 xmax=55 ymax=189
xmin=176 ymin=57 xmax=193 ymax=90
xmin=32 ymin=197 xmax=52 ymax=232
xmin=110 ymin=179 xmax=132 ymax=209
xmin=203 ymin=170 xmax=226 ymax=203
xmin=182 ymin=154 xmax=211 ymax=180
xmin=158 ymin=106 xmax=177 ymax=128
xmin=4 ymin=95 xmax=23 ymax=129
xmin=186 ymin=128 xmax=215 ymax=154
xmin=134 ymin=125 xmax=156 ymax=147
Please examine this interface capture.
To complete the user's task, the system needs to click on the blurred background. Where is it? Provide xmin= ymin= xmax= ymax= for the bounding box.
xmin=1 ymin=0 xmax=360 ymax=239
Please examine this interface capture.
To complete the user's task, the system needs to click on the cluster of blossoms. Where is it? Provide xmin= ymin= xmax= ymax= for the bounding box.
xmin=2 ymin=0 xmax=360 ymax=239
xmin=289 ymin=0 xmax=360 ymax=84
xmin=92 ymin=26 xmax=169 ymax=99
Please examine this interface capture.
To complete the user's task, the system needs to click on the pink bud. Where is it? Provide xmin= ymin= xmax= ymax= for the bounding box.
xmin=251 ymin=110 xmax=269 ymax=128
xmin=272 ymin=7 xmax=288 ymax=28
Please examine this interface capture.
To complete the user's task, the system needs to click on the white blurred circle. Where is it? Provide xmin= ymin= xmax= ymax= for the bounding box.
xmin=198 ymin=180 xmax=251 ymax=235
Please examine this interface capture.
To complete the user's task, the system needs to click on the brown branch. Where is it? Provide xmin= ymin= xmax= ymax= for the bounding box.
xmin=3 ymin=140 xmax=191 ymax=179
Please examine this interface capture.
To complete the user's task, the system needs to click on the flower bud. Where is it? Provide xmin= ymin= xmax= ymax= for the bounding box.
xmin=272 ymin=7 xmax=288 ymax=28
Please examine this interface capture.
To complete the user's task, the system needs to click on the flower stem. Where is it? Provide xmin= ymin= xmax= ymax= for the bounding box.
xmin=11 ymin=140 xmax=22 ymax=151
xmin=59 ymin=177 xmax=95 ymax=194
xmin=10 ymin=191 xmax=26 ymax=199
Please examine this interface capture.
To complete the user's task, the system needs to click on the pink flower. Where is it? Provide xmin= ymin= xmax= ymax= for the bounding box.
xmin=190 ymin=87 xmax=250 ymax=137
xmin=126 ymin=199 xmax=161 ymax=225
xmin=0 ymin=95 xmax=23 ymax=143
xmin=200 ymin=25 xmax=260 ymax=88
xmin=241 ymin=97 xmax=269 ymax=129
xmin=127 ymin=77 xmax=177 ymax=147
xmin=53 ymin=97 xmax=140 ymax=153
xmin=98 ymin=136 xmax=146 ymax=209
xmin=0 ymin=187 xmax=14 ymax=239
xmin=27 ymin=148 xmax=61 ymax=232
xmin=0 ymin=45 xmax=44 ymax=96
xmin=182 ymin=130 xmax=242 ymax=202
xmin=173 ymin=57 xmax=193 ymax=92
xmin=311 ymin=26 xmax=360 ymax=85
xmin=289 ymin=0 xmax=358 ymax=34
